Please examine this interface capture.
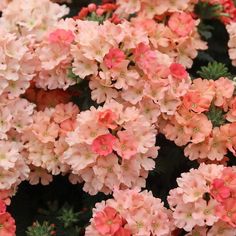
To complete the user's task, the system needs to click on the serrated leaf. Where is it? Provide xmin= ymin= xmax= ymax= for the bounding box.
xmin=197 ymin=61 xmax=231 ymax=80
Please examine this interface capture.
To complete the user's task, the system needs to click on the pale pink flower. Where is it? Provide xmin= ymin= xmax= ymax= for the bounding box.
xmin=63 ymin=143 xmax=99 ymax=173
xmin=113 ymin=131 xmax=138 ymax=160
xmin=0 ymin=107 xmax=12 ymax=139
xmin=1 ymin=0 xmax=69 ymax=40
xmin=52 ymin=103 xmax=79 ymax=124
xmin=28 ymin=166 xmax=53 ymax=185
xmin=214 ymin=77 xmax=234 ymax=107
xmin=89 ymin=79 xmax=119 ymax=103
xmin=192 ymin=199 xmax=218 ymax=226
xmin=0 ymin=141 xmax=22 ymax=170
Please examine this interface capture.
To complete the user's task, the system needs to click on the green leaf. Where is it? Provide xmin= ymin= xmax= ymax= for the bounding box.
xmin=57 ymin=205 xmax=80 ymax=228
xmin=86 ymin=12 xmax=106 ymax=24
xmin=26 ymin=221 xmax=55 ymax=236
xmin=206 ymin=105 xmax=226 ymax=127
xmin=197 ymin=61 xmax=231 ymax=80
xmin=195 ymin=1 xmax=229 ymax=20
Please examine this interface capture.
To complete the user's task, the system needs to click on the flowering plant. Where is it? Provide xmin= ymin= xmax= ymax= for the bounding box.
xmin=0 ymin=0 xmax=236 ymax=235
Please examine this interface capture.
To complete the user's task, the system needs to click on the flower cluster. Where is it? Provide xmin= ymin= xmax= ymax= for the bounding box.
xmin=34 ymin=27 xmax=76 ymax=90
xmin=86 ymin=188 xmax=173 ymax=236
xmin=0 ymin=96 xmax=34 ymax=191
xmin=0 ymin=30 xmax=36 ymax=99
xmin=70 ymin=19 xmax=204 ymax=121
xmin=0 ymin=0 xmax=236 ymax=234
xmin=115 ymin=0 xmax=197 ymax=18
xmin=0 ymin=0 xmax=69 ymax=41
xmin=168 ymin=163 xmax=236 ymax=233
xmin=23 ymin=102 xmax=79 ymax=185
xmin=64 ymin=100 xmax=158 ymax=195
xmin=160 ymin=77 xmax=236 ymax=162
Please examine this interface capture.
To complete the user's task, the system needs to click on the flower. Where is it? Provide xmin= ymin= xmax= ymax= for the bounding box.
xmin=94 ymin=206 xmax=123 ymax=235
xmin=183 ymin=91 xmax=211 ymax=113
xmin=210 ymin=178 xmax=231 ymax=202
xmin=168 ymin=12 xmax=195 ymax=37
xmin=92 ymin=134 xmax=117 ymax=156
xmin=113 ymin=131 xmax=137 ymax=160
xmin=215 ymin=198 xmax=236 ymax=227
xmin=0 ymin=200 xmax=6 ymax=215
xmin=86 ymin=189 xmax=173 ymax=236
xmin=169 ymin=63 xmax=188 ymax=80
xmin=114 ymin=227 xmax=131 ymax=236
xmin=0 ymin=212 xmax=16 ymax=236
xmin=168 ymin=164 xmax=236 ymax=231
xmin=104 ymin=48 xmax=125 ymax=69
xmin=48 ymin=29 xmax=75 ymax=44
xmin=98 ymin=109 xmax=118 ymax=129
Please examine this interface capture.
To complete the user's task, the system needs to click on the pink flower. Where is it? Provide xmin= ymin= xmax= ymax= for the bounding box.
xmin=113 ymin=131 xmax=137 ymax=160
xmin=133 ymin=42 xmax=150 ymax=60
xmin=210 ymin=178 xmax=231 ymax=202
xmin=0 ymin=212 xmax=16 ymax=236
xmin=94 ymin=206 xmax=123 ymax=235
xmin=215 ymin=198 xmax=236 ymax=227
xmin=214 ymin=77 xmax=234 ymax=107
xmin=98 ymin=109 xmax=118 ymax=129
xmin=133 ymin=43 xmax=159 ymax=77
xmin=92 ymin=134 xmax=117 ymax=156
xmin=169 ymin=63 xmax=188 ymax=80
xmin=60 ymin=119 xmax=76 ymax=134
xmin=183 ymin=91 xmax=211 ymax=113
xmin=48 ymin=29 xmax=75 ymax=44
xmin=168 ymin=12 xmax=195 ymax=37
xmin=104 ymin=48 xmax=125 ymax=69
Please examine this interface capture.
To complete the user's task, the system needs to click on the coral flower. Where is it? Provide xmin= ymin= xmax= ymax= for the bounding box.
xmin=183 ymin=91 xmax=211 ymax=113
xmin=98 ymin=109 xmax=118 ymax=129
xmin=114 ymin=227 xmax=131 ymax=236
xmin=215 ymin=198 xmax=236 ymax=227
xmin=48 ymin=29 xmax=75 ymax=44
xmin=92 ymin=134 xmax=117 ymax=156
xmin=94 ymin=206 xmax=123 ymax=235
xmin=0 ymin=213 xmax=16 ymax=236
xmin=169 ymin=63 xmax=188 ymax=80
xmin=210 ymin=178 xmax=231 ymax=202
xmin=0 ymin=200 xmax=6 ymax=215
xmin=168 ymin=12 xmax=195 ymax=37
xmin=104 ymin=48 xmax=125 ymax=69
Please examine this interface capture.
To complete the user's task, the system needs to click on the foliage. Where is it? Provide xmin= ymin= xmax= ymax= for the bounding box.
xmin=26 ymin=221 xmax=55 ymax=236
xmin=197 ymin=61 xmax=232 ymax=80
